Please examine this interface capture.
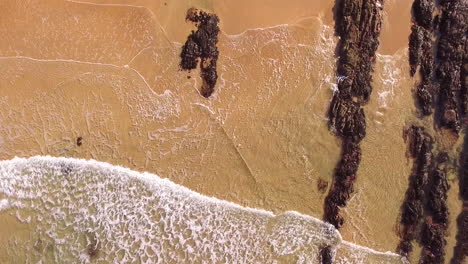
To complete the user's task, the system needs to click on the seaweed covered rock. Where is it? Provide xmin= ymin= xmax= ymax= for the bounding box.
xmin=451 ymin=134 xmax=468 ymax=264
xmin=329 ymin=94 xmax=366 ymax=143
xmin=334 ymin=0 xmax=383 ymax=103
xmin=451 ymin=205 xmax=468 ymax=264
xmin=415 ymin=81 xmax=436 ymax=115
xmin=180 ymin=8 xmax=220 ymax=98
xmin=435 ymin=0 xmax=467 ymax=133
xmin=461 ymin=55 xmax=468 ymax=116
xmin=408 ymin=0 xmax=436 ymax=115
xmin=426 ymin=154 xmax=450 ymax=224
xmin=319 ymin=246 xmax=333 ymax=264
xmin=419 ymin=153 xmax=450 ymax=264
xmin=412 ymin=0 xmax=434 ymax=29
xmin=409 ymin=25 xmax=424 ymax=77
xmin=419 ymin=222 xmax=447 ymax=264
xmin=398 ymin=126 xmax=434 ymax=256
xmin=324 ymin=0 xmax=383 ymax=230
xmin=324 ymin=140 xmax=362 ymax=229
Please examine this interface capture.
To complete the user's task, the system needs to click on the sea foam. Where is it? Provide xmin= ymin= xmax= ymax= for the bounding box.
xmin=0 ymin=156 xmax=340 ymax=263
xmin=0 ymin=156 xmax=407 ymax=263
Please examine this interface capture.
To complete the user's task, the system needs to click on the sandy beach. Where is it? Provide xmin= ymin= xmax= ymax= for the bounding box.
xmin=0 ymin=0 xmax=465 ymax=263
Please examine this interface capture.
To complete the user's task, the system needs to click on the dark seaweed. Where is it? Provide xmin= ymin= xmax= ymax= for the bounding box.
xmin=451 ymin=205 xmax=468 ymax=264
xmin=180 ymin=8 xmax=220 ymax=98
xmin=434 ymin=0 xmax=467 ymax=133
xmin=319 ymin=246 xmax=333 ymax=264
xmin=408 ymin=0 xmax=436 ymax=115
xmin=324 ymin=140 xmax=362 ymax=228
xmin=334 ymin=0 xmax=384 ymax=104
xmin=317 ymin=178 xmax=329 ymax=194
xmin=397 ymin=126 xmax=433 ymax=257
xmin=323 ymin=0 xmax=383 ymax=229
xmin=86 ymin=232 xmax=100 ymax=259
xmin=419 ymin=153 xmax=450 ymax=264
xmin=451 ymin=132 xmax=468 ymax=264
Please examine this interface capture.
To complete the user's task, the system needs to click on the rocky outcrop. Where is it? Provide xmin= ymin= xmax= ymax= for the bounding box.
xmin=434 ymin=1 xmax=468 ymax=263
xmin=334 ymin=0 xmax=384 ymax=104
xmin=324 ymin=140 xmax=362 ymax=228
xmin=451 ymin=204 xmax=468 ymax=264
xmin=408 ymin=0 xmax=436 ymax=115
xmin=328 ymin=94 xmax=366 ymax=143
xmin=402 ymin=0 xmax=467 ymax=261
xmin=451 ymin=134 xmax=468 ymax=264
xmin=180 ymin=8 xmax=220 ymax=98
xmin=397 ymin=126 xmax=434 ymax=256
xmin=461 ymin=55 xmax=468 ymax=116
xmin=435 ymin=0 xmax=467 ymax=133
xmin=319 ymin=246 xmax=333 ymax=264
xmin=324 ymin=0 xmax=384 ymax=231
xmin=419 ymin=153 xmax=450 ymax=264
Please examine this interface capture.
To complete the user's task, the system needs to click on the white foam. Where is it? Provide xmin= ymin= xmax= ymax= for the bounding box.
xmin=0 ymin=156 xmax=340 ymax=263
xmin=0 ymin=156 xmax=407 ymax=263
xmin=0 ymin=199 xmax=10 ymax=211
xmin=375 ymin=54 xmax=402 ymax=109
xmin=335 ymin=241 xmax=409 ymax=264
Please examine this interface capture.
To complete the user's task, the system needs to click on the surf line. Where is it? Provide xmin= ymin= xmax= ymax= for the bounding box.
xmin=320 ymin=0 xmax=384 ymax=262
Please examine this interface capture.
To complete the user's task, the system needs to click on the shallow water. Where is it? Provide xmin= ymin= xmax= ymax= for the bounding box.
xmin=0 ymin=156 xmax=406 ymax=263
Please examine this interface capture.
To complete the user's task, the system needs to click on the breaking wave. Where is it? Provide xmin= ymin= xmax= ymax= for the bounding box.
xmin=0 ymin=156 xmax=406 ymax=263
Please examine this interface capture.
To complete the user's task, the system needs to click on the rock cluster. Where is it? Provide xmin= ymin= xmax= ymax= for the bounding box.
xmin=180 ymin=8 xmax=220 ymax=98
xmin=435 ymin=1 xmax=468 ymax=263
xmin=419 ymin=154 xmax=450 ymax=264
xmin=397 ymin=126 xmax=434 ymax=256
xmin=398 ymin=0 xmax=467 ymax=262
xmin=324 ymin=0 xmax=383 ymax=231
xmin=435 ymin=0 xmax=467 ymax=133
xmin=452 ymin=135 xmax=468 ymax=264
xmin=408 ymin=0 xmax=436 ymax=115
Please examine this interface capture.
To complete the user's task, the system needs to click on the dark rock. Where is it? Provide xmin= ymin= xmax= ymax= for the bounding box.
xmin=328 ymin=94 xmax=366 ymax=143
xmin=409 ymin=24 xmax=423 ymax=77
xmin=324 ymin=140 xmax=361 ymax=228
xmin=180 ymin=8 xmax=220 ymax=98
xmin=398 ymin=126 xmax=434 ymax=256
xmin=334 ymin=0 xmax=383 ymax=103
xmin=86 ymin=232 xmax=100 ymax=259
xmin=317 ymin=178 xmax=329 ymax=194
xmin=324 ymin=198 xmax=344 ymax=228
xmin=451 ymin=206 xmax=468 ymax=264
xmin=419 ymin=221 xmax=447 ymax=264
xmin=408 ymin=15 xmax=436 ymax=115
xmin=417 ymin=153 xmax=450 ymax=264
xmin=416 ymin=81 xmax=436 ymax=116
xmin=76 ymin=136 xmax=83 ymax=146
xmin=319 ymin=246 xmax=333 ymax=264
xmin=451 ymin=133 xmax=468 ymax=264
xmin=435 ymin=0 xmax=467 ymax=134
xmin=461 ymin=55 xmax=468 ymax=116
xmin=180 ymin=36 xmax=201 ymax=70
xmin=412 ymin=0 xmax=434 ymax=30
xmin=324 ymin=0 xmax=383 ymax=230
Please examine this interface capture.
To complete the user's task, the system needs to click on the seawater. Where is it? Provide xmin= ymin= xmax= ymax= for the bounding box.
xmin=0 ymin=156 xmax=406 ymax=263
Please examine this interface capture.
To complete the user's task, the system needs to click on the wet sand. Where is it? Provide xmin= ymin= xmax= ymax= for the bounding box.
xmin=0 ymin=0 xmax=464 ymax=262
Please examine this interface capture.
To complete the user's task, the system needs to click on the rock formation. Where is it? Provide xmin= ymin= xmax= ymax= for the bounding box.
xmin=397 ymin=126 xmax=434 ymax=256
xmin=323 ymin=0 xmax=384 ymax=234
xmin=180 ymin=8 xmax=220 ymax=98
